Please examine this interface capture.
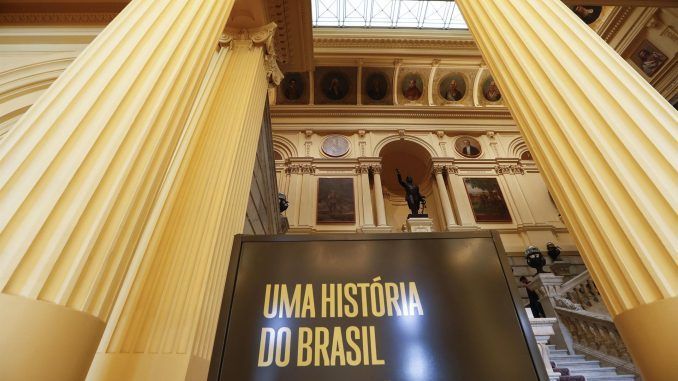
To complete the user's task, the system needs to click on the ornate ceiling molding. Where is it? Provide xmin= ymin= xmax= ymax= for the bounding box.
xmin=600 ymin=6 xmax=634 ymax=43
xmin=314 ymin=36 xmax=477 ymax=50
xmin=266 ymin=0 xmax=314 ymax=72
xmin=0 ymin=13 xmax=117 ymax=25
xmin=271 ymin=105 xmax=511 ymax=120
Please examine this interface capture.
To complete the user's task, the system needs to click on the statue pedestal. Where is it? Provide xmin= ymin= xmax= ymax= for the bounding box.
xmin=361 ymin=226 xmax=393 ymax=233
xmin=406 ymin=217 xmax=434 ymax=232
xmin=550 ymin=261 xmax=571 ymax=276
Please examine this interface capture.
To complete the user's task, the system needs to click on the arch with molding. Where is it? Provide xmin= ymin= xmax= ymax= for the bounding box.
xmin=373 ymin=134 xmax=438 ymax=158
xmin=507 ymin=137 xmax=531 ymax=159
xmin=272 ymin=134 xmax=298 ymax=159
xmin=0 ymin=56 xmax=77 ymax=140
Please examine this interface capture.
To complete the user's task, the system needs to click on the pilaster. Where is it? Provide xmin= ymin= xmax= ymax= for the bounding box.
xmin=432 ymin=164 xmax=457 ymax=229
xmin=355 ymin=163 xmax=375 ymax=228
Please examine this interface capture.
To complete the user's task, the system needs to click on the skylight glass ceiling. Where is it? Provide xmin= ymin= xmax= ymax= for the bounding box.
xmin=312 ymin=0 xmax=467 ymax=29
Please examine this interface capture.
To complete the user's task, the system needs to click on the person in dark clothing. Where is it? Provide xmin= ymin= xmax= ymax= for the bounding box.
xmin=520 ymin=276 xmax=546 ymax=318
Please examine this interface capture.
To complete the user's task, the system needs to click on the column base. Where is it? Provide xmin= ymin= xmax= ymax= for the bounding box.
xmin=87 ymin=353 xmax=208 ymax=381
xmin=361 ymin=226 xmax=393 ymax=233
xmin=614 ymin=297 xmax=678 ymax=381
xmin=0 ymin=293 xmax=105 ymax=381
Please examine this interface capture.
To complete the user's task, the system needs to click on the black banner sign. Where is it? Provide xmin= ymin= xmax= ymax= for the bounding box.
xmin=208 ymin=232 xmax=547 ymax=381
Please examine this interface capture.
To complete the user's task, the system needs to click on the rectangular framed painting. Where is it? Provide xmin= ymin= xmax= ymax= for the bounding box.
xmin=630 ymin=40 xmax=668 ymax=77
xmin=463 ymin=178 xmax=512 ymax=223
xmin=316 ymin=177 xmax=355 ymax=223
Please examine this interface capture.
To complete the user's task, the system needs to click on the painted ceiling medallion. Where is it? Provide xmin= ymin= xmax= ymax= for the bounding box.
xmin=322 ymin=135 xmax=350 ymax=157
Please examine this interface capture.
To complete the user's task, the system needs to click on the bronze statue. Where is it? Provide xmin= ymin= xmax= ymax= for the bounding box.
xmin=396 ymin=169 xmax=427 ymax=217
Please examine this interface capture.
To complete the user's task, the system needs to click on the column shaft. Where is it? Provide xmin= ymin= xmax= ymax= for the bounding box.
xmin=299 ymin=166 xmax=315 ymax=227
xmin=0 ymin=0 xmax=236 ymax=380
xmin=286 ymin=167 xmax=303 ymax=226
xmin=457 ymin=1 xmax=677 ymax=379
xmin=372 ymin=169 xmax=388 ymax=227
xmin=434 ymin=167 xmax=456 ymax=229
xmin=358 ymin=166 xmax=375 ymax=227
xmin=88 ymin=30 xmax=276 ymax=380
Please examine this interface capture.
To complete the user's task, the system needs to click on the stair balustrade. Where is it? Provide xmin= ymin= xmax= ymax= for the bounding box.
xmin=528 ymin=271 xmax=640 ymax=379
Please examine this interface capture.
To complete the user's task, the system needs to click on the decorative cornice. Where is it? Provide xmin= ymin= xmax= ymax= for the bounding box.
xmin=271 ymin=106 xmax=512 ymax=119
xmin=314 ymin=36 xmax=478 ymax=51
xmin=601 ymin=7 xmax=634 ymax=43
xmin=0 ymin=13 xmax=117 ymax=25
xmin=266 ymin=0 xmax=291 ymax=66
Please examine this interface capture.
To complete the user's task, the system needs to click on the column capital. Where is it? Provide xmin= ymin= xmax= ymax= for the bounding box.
xmin=432 ymin=164 xmax=446 ymax=176
xmin=221 ymin=22 xmax=283 ymax=87
xmin=495 ymin=164 xmax=525 ymax=175
xmin=445 ymin=165 xmax=460 ymax=175
xmin=288 ymin=163 xmax=315 ymax=174
xmin=371 ymin=164 xmax=383 ymax=174
xmin=355 ymin=164 xmax=371 ymax=174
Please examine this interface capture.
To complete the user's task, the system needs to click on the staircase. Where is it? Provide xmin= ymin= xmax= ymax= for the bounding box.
xmin=547 ymin=345 xmax=637 ymax=381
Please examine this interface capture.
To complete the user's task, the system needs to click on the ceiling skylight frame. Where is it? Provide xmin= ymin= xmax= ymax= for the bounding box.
xmin=312 ymin=0 xmax=467 ymax=30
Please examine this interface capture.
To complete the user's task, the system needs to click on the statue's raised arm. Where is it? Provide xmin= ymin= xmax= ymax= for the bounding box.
xmin=396 ymin=168 xmax=406 ymax=187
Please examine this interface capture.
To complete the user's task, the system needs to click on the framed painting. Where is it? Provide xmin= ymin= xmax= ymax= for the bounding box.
xmin=314 ymin=67 xmax=358 ymax=105
xmin=630 ymin=40 xmax=668 ymax=77
xmin=463 ymin=178 xmax=512 ymax=223
xmin=455 ymin=136 xmax=482 ymax=158
xmin=362 ymin=68 xmax=394 ymax=105
xmin=277 ymin=72 xmax=309 ymax=105
xmin=316 ymin=178 xmax=355 ymax=223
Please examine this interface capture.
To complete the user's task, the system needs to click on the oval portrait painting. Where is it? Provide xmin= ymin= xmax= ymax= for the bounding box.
xmin=321 ymin=71 xmax=350 ymax=100
xmin=570 ymin=5 xmax=602 ymax=24
xmin=281 ymin=72 xmax=304 ymax=101
xmin=365 ymin=72 xmax=389 ymax=101
xmin=455 ymin=137 xmax=482 ymax=158
xmin=401 ymin=73 xmax=423 ymax=101
xmin=482 ymin=77 xmax=501 ymax=102
xmin=439 ymin=74 xmax=466 ymax=102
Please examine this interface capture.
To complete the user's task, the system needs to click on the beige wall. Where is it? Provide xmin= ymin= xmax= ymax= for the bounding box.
xmin=272 ymin=128 xmax=573 ymax=252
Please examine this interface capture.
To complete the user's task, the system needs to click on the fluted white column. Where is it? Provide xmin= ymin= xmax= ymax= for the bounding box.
xmin=457 ymin=1 xmax=678 ymax=379
xmin=0 ymin=1 xmax=237 ymax=380
xmin=433 ymin=165 xmax=456 ymax=229
xmin=372 ymin=164 xmax=388 ymax=227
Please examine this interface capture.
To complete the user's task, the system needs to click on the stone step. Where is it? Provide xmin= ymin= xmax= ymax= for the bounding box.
xmin=549 ymin=349 xmax=569 ymax=356
xmin=550 ymin=354 xmax=586 ymax=361
xmin=568 ymin=367 xmax=619 ymax=377
xmin=554 ymin=360 xmax=601 ymax=369
xmin=579 ymin=375 xmax=636 ymax=381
